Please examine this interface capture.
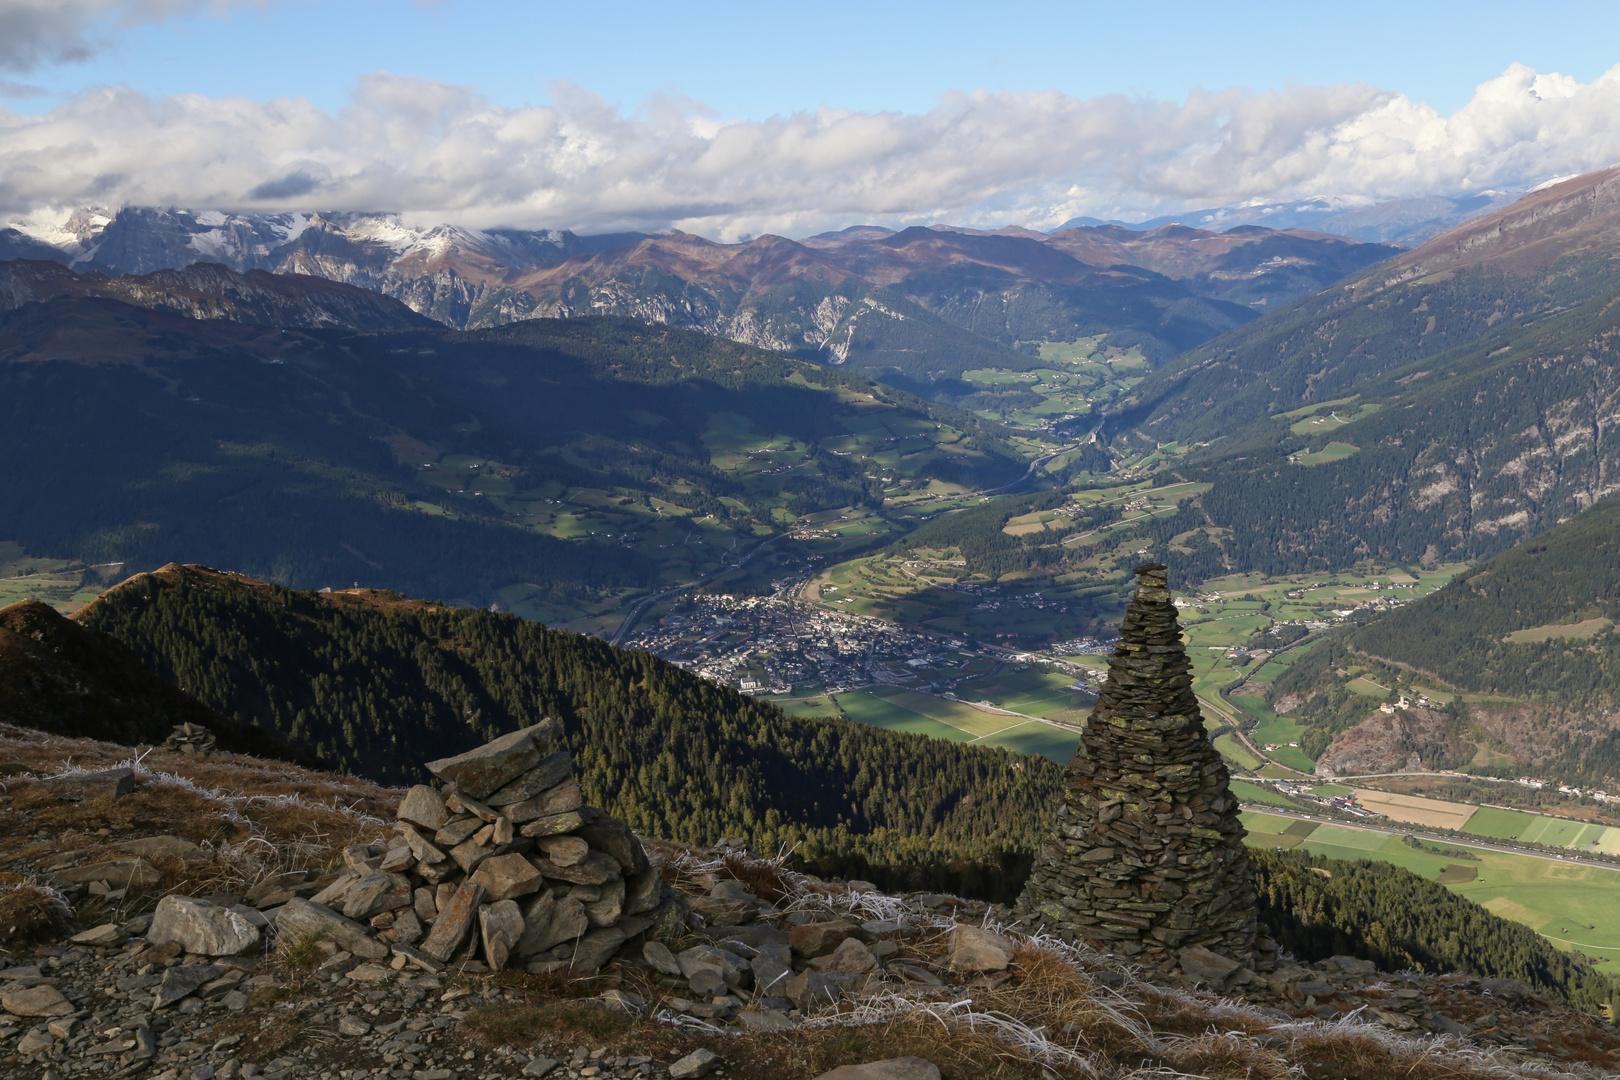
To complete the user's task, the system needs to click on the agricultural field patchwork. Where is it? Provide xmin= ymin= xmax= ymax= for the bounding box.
xmin=834 ymin=684 xmax=1081 ymax=762
xmin=1243 ymin=811 xmax=1620 ymax=959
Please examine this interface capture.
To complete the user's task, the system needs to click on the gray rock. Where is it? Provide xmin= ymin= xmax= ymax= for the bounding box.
xmin=154 ymin=964 xmax=224 ymax=1008
xmin=750 ymin=946 xmax=793 ymax=997
xmin=54 ymin=858 xmax=162 ymax=890
xmin=485 ymin=751 xmax=574 ymax=806
xmin=504 ymin=777 xmax=583 ymax=824
xmin=424 ymin=721 xmax=556 ymax=798
xmin=396 ymin=785 xmax=449 ymax=831
xmin=624 ymin=867 xmax=662 ymax=916
xmin=148 ymin=896 xmax=262 ymax=956
xmin=642 ymin=940 xmax=682 ymax=976
xmin=668 ymin=1048 xmax=720 ymax=1079
xmin=946 ymin=924 xmax=1013 ymax=972
xmin=418 ymin=882 xmax=485 ymax=962
xmin=341 ymin=871 xmax=413 ymax=921
xmin=0 ymin=984 xmax=71 ymax=1017
xmin=738 ymin=1009 xmax=796 ymax=1033
xmin=68 ymin=923 xmax=123 ymax=947
xmin=522 ymin=1057 xmax=559 ymax=1077
xmin=42 ymin=767 xmax=134 ymax=801
xmin=1178 ymin=945 xmax=1242 ymax=985
xmin=568 ymin=926 xmax=626 ymax=975
xmin=468 ymin=852 xmax=545 ymax=901
xmin=479 ymin=899 xmax=525 ymax=972
xmin=118 ymin=835 xmax=210 ymax=865
xmin=574 ymin=815 xmax=650 ymax=875
xmin=812 ymin=1058 xmax=942 ymax=1080
xmin=17 ymin=1029 xmax=54 ymax=1054
xmin=583 ymin=876 xmax=624 ymax=927
xmin=274 ymin=898 xmax=389 ymax=960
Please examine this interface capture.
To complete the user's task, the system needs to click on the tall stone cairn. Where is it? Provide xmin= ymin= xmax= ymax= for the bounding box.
xmin=1016 ymin=563 xmax=1268 ymax=979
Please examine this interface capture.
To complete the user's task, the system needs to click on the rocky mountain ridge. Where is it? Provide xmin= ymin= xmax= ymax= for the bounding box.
xmin=0 ymin=259 xmax=431 ymax=331
xmin=2 ymin=207 xmax=1400 ymax=386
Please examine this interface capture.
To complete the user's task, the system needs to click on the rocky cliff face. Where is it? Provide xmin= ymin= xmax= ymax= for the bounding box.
xmin=0 ymin=259 xmax=431 ymax=331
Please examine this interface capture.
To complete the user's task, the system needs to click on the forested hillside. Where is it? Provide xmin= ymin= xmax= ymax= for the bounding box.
xmin=1252 ymin=848 xmax=1618 ymax=1014
xmin=77 ymin=565 xmax=1065 ymax=868
xmin=0 ymin=300 xmax=1020 ymax=609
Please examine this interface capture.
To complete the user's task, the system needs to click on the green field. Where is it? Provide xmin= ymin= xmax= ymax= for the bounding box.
xmin=836 ymin=686 xmax=1081 ymax=763
xmin=1245 ymin=811 xmax=1620 ymax=958
xmin=1214 ymin=733 xmax=1264 ymax=770
xmin=834 ymin=690 xmax=973 ymax=743
xmin=1291 ymin=441 xmax=1360 ymax=466
xmin=1463 ymin=806 xmax=1620 ymax=852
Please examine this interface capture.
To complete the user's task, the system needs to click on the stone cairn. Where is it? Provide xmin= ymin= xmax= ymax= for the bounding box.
xmin=1016 ymin=563 xmax=1270 ymax=983
xmin=163 ymin=723 xmax=217 ymax=756
xmin=277 ymin=719 xmax=669 ymax=976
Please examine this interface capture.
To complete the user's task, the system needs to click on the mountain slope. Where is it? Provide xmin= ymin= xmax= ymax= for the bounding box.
xmin=75 ymin=563 xmax=1065 ymax=866
xmin=0 ymin=597 xmax=305 ymax=761
xmin=1121 ymin=165 xmax=1620 ymax=448
xmin=0 ymin=298 xmax=1019 ymax=609
xmin=0 ymin=259 xmax=431 ymax=331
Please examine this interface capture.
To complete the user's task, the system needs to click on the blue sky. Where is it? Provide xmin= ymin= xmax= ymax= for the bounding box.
xmin=2 ymin=1 xmax=1619 ymax=235
xmin=12 ymin=0 xmax=1620 ymax=120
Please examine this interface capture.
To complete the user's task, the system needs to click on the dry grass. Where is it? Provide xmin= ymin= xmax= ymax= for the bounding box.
xmin=0 ymin=872 xmax=70 ymax=945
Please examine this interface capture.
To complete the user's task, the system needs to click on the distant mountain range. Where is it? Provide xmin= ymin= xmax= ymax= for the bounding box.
xmin=1055 ymin=191 xmax=1524 ymax=247
xmin=1 ymin=206 xmax=1400 ymax=390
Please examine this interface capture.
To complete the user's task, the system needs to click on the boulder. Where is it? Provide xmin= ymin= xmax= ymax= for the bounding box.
xmin=396 ymin=785 xmax=449 ymax=831
xmin=790 ymin=920 xmax=867 ymax=958
xmin=148 ymin=896 xmax=262 ymax=956
xmin=485 ymin=751 xmax=574 ymax=806
xmin=55 ymin=858 xmax=162 ymax=890
xmin=0 ymin=984 xmax=72 ymax=1017
xmin=536 ymin=836 xmax=589 ymax=867
xmin=42 ymin=767 xmax=135 ymax=801
xmin=519 ymin=894 xmax=588 ymax=957
xmin=821 ymin=937 xmax=877 ymax=974
xmin=469 ymin=853 xmax=545 ymax=901
xmin=341 ymin=871 xmax=413 ymax=921
xmin=583 ymin=877 xmax=625 ymax=927
xmin=531 ymin=850 xmax=620 ymax=886
xmin=68 ymin=923 xmax=123 ymax=947
xmin=642 ymin=941 xmax=682 ymax=976
xmin=946 ymin=924 xmax=1013 ymax=972
xmin=668 ymin=1049 xmax=720 ymax=1079
xmin=154 ymin=963 xmax=224 ymax=1007
xmin=419 ymin=882 xmax=486 ymax=962
xmin=575 ymin=816 xmax=650 ymax=875
xmin=275 ymin=897 xmax=388 ymax=960
xmin=117 ymin=835 xmax=210 ymax=866
xmin=813 ymin=1059 xmax=942 ymax=1080
xmin=568 ymin=926 xmax=627 ymax=975
xmin=750 ymin=946 xmax=793 ymax=997
xmin=433 ymin=816 xmax=484 ymax=848
xmin=479 ymin=899 xmax=525 ymax=972
xmin=424 ymin=721 xmax=556 ymax=799
xmin=504 ymin=777 xmax=583 ymax=824
xmin=1178 ymin=945 xmax=1242 ymax=985
xmin=518 ymin=811 xmax=585 ymax=838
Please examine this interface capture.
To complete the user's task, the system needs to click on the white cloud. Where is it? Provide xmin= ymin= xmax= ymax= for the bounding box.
xmin=0 ymin=1 xmax=256 ymax=74
xmin=3 ymin=62 xmax=1620 ymax=238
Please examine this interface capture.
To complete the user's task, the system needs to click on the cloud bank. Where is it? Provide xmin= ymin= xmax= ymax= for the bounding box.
xmin=0 ymin=1 xmax=250 ymax=74
xmin=3 ymin=62 xmax=1619 ymax=237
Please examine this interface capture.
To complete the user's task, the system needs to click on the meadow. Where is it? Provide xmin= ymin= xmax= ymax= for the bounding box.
xmin=833 ymin=684 xmax=1080 ymax=763
xmin=1242 ymin=811 xmax=1620 ymax=961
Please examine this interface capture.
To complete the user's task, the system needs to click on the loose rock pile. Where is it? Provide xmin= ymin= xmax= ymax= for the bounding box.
xmin=303 ymin=719 xmax=672 ymax=977
xmin=162 ymin=724 xmax=217 ymax=756
xmin=1016 ymin=563 xmax=1269 ymax=980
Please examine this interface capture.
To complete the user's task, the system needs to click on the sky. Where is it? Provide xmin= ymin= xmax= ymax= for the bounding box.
xmin=2 ymin=0 xmax=1620 ymax=237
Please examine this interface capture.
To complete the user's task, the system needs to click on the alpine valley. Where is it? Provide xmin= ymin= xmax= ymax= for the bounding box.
xmin=7 ymin=164 xmax=1620 ymax=1078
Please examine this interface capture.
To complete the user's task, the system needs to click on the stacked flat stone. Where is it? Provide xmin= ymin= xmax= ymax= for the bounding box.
xmin=1016 ymin=563 xmax=1266 ymax=980
xmin=302 ymin=720 xmax=665 ymax=976
xmin=164 ymin=723 xmax=217 ymax=755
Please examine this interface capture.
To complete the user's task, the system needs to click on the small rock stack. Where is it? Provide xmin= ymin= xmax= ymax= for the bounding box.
xmin=281 ymin=720 xmax=668 ymax=976
xmin=163 ymin=723 xmax=217 ymax=755
xmin=1016 ymin=563 xmax=1267 ymax=981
